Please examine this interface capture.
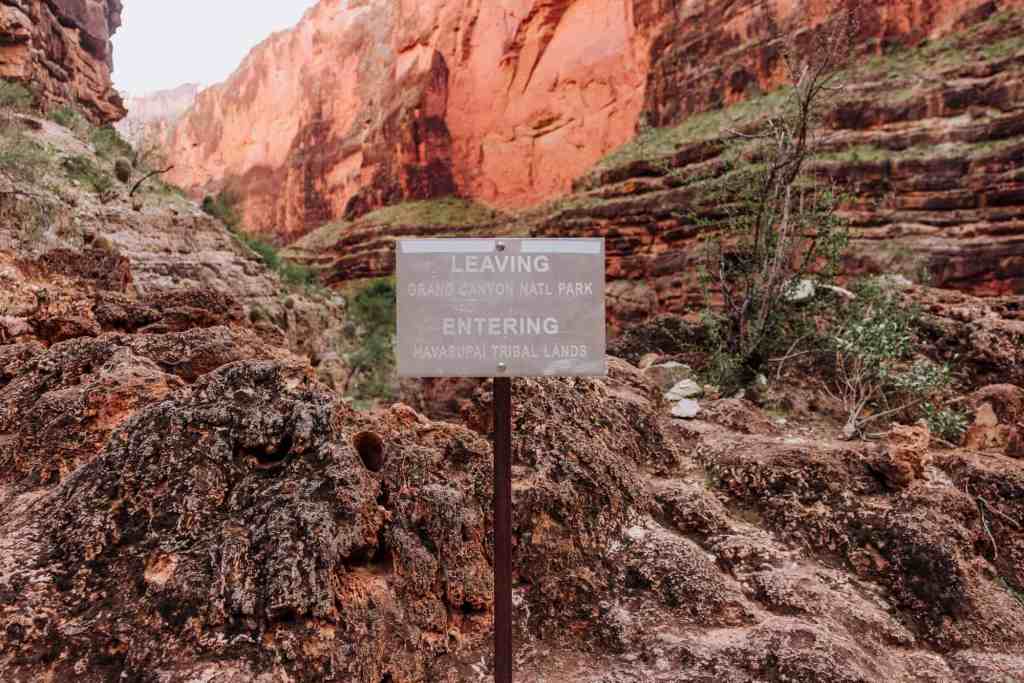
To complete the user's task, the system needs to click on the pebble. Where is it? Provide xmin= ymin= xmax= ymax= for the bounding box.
xmin=665 ymin=379 xmax=703 ymax=401
xmin=671 ymin=399 xmax=701 ymax=419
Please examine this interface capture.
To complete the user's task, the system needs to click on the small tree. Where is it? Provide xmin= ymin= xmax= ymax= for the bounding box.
xmin=826 ymin=279 xmax=967 ymax=440
xmin=122 ymin=117 xmax=174 ymax=196
xmin=697 ymin=2 xmax=859 ymax=385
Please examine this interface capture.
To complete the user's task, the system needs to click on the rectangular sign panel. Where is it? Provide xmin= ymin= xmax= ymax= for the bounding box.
xmin=397 ymin=238 xmax=606 ymax=377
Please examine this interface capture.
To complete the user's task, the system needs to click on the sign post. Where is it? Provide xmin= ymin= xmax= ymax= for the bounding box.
xmin=396 ymin=238 xmax=606 ymax=682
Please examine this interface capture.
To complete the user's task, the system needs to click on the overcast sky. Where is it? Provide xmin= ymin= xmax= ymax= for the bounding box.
xmin=112 ymin=1 xmax=318 ymax=96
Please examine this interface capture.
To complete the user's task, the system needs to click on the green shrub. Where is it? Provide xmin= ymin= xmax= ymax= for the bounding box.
xmin=91 ymin=125 xmax=134 ymax=160
xmin=348 ymin=278 xmax=397 ymax=401
xmin=236 ymin=231 xmax=280 ymax=270
xmin=0 ymin=80 xmax=33 ymax=111
xmin=62 ymin=154 xmax=114 ymax=194
xmin=202 ymin=190 xmax=241 ymax=230
xmin=48 ymin=107 xmax=90 ymax=137
xmin=922 ymin=403 xmax=970 ymax=443
xmin=827 ymin=279 xmax=955 ymax=438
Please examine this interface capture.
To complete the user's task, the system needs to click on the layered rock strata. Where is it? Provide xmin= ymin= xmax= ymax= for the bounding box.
xmin=0 ymin=0 xmax=124 ymax=122
xmin=166 ymin=0 xmax=1024 ymax=241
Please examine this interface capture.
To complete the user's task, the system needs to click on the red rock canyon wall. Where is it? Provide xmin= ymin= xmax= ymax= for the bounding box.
xmin=165 ymin=0 xmax=1024 ymax=239
xmin=0 ymin=0 xmax=124 ymax=122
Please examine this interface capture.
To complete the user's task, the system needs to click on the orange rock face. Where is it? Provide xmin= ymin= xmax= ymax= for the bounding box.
xmin=0 ymin=0 xmax=124 ymax=123
xmin=165 ymin=0 xmax=656 ymax=238
xmin=165 ymin=0 xmax=1024 ymax=240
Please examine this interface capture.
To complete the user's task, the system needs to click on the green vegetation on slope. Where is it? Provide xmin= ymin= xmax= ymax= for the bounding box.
xmin=291 ymin=197 xmax=506 ymax=252
xmin=346 ymin=278 xmax=397 ymax=401
xmin=0 ymin=80 xmax=34 ymax=112
xmin=592 ymin=8 xmax=1024 ymax=180
xmin=201 ymin=189 xmax=323 ymax=292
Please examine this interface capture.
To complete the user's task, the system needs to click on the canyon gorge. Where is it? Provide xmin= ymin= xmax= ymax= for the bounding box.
xmin=1 ymin=0 xmax=1024 ymax=681
xmin=154 ymin=0 xmax=1024 ymax=312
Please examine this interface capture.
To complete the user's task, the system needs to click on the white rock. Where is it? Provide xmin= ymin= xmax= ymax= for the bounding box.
xmin=671 ymin=399 xmax=701 ymax=419
xmin=785 ymin=279 xmax=816 ymax=303
xmin=665 ymin=379 xmax=703 ymax=401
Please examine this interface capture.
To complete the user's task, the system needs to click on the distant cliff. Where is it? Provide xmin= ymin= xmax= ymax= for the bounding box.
xmin=117 ymin=83 xmax=201 ymax=145
xmin=165 ymin=0 xmax=1024 ymax=241
xmin=0 ymin=0 xmax=124 ymax=122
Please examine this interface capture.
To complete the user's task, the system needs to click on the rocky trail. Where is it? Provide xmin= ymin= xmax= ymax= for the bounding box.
xmin=2 ymin=111 xmax=1022 ymax=680
xmin=2 ymin=0 xmax=1024 ymax=680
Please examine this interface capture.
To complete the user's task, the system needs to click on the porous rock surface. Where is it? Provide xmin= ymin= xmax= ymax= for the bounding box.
xmin=2 ymin=318 xmax=1024 ymax=680
xmin=1 ymin=114 xmax=350 ymax=388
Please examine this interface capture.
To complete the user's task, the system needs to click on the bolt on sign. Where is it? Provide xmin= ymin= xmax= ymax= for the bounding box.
xmin=396 ymin=238 xmax=607 ymax=378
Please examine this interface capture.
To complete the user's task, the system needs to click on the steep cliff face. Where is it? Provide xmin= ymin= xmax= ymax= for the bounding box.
xmin=281 ymin=2 xmax=1024 ymax=318
xmin=0 ymin=0 xmax=124 ymax=122
xmin=165 ymin=0 xmax=654 ymax=238
xmin=165 ymin=0 xmax=1024 ymax=241
xmin=117 ymin=83 xmax=200 ymax=143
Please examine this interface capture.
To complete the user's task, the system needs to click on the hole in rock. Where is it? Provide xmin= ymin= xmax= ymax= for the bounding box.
xmin=253 ymin=433 xmax=293 ymax=470
xmin=354 ymin=431 xmax=385 ymax=472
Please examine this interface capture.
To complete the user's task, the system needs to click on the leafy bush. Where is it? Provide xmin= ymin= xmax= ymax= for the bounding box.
xmin=922 ymin=403 xmax=970 ymax=443
xmin=91 ymin=125 xmax=134 ymax=160
xmin=826 ymin=280 xmax=955 ymax=438
xmin=62 ymin=155 xmax=114 ymax=194
xmin=693 ymin=7 xmax=856 ymax=384
xmin=0 ymin=80 xmax=33 ymax=111
xmin=348 ymin=279 xmax=397 ymax=400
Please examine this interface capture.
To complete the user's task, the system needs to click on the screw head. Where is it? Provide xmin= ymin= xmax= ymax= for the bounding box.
xmin=496 ymin=241 xmax=506 ymax=252
xmin=497 ymin=362 xmax=508 ymax=373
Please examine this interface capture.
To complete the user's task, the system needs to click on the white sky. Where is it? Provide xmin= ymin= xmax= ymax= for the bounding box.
xmin=111 ymin=1 xmax=318 ymax=97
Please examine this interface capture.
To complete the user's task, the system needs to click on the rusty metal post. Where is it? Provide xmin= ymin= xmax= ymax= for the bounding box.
xmin=493 ymin=377 xmax=513 ymax=683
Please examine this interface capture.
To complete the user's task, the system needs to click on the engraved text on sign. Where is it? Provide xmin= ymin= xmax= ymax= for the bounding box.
xmin=396 ymin=238 xmax=606 ymax=377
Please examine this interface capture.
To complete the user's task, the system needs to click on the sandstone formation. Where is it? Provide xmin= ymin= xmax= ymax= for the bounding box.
xmin=0 ymin=0 xmax=124 ymax=122
xmin=278 ymin=4 xmax=1024 ymax=324
xmin=166 ymin=0 xmax=1024 ymax=242
xmin=116 ymin=82 xmax=201 ymax=145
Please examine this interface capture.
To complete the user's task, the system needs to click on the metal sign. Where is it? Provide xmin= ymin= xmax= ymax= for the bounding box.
xmin=396 ymin=238 xmax=606 ymax=378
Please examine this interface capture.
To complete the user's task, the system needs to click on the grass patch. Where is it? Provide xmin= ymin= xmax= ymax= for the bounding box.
xmin=0 ymin=80 xmax=33 ymax=112
xmin=48 ymin=107 xmax=91 ymax=138
xmin=347 ymin=278 xmax=397 ymax=401
xmin=0 ymin=124 xmax=51 ymax=182
xmin=292 ymin=197 xmax=505 ymax=252
xmin=90 ymin=125 xmax=134 ymax=161
xmin=360 ymin=197 xmax=504 ymax=226
xmin=62 ymin=154 xmax=113 ymax=194
xmin=233 ymin=229 xmax=323 ymax=292
xmin=595 ymin=88 xmax=791 ymax=173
